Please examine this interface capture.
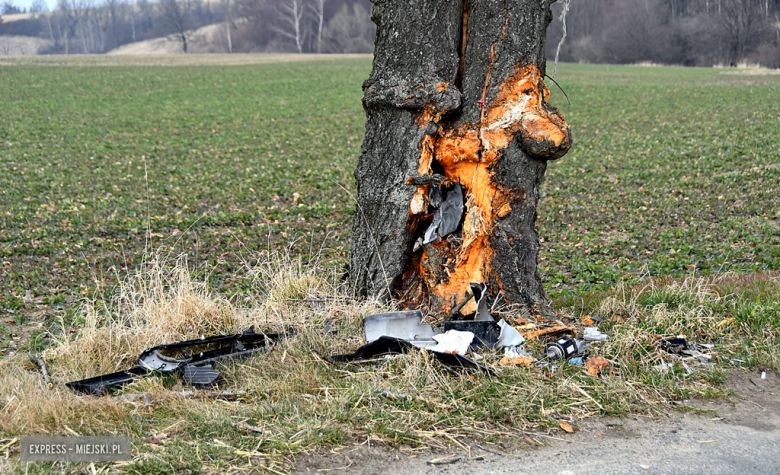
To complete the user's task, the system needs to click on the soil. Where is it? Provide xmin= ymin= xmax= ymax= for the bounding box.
xmin=292 ymin=370 xmax=780 ymax=474
xmin=0 ymin=299 xmax=54 ymax=358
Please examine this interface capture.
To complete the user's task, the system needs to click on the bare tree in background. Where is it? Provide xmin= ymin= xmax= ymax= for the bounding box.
xmin=0 ymin=39 xmax=13 ymax=55
xmin=309 ymin=0 xmax=325 ymax=53
xmin=62 ymin=0 xmax=105 ymax=54
xmin=220 ymin=0 xmax=234 ymax=52
xmin=545 ymin=0 xmax=779 ymax=67
xmin=321 ymin=3 xmax=373 ymax=53
xmin=161 ymin=0 xmax=193 ymax=52
xmin=102 ymin=0 xmax=121 ymax=50
xmin=128 ymin=0 xmax=136 ymax=41
xmin=712 ymin=0 xmax=768 ymax=64
xmin=30 ymin=0 xmax=47 ymax=12
xmin=54 ymin=0 xmax=75 ymax=53
xmin=137 ymin=0 xmax=155 ymax=35
xmin=275 ymin=0 xmax=304 ymax=53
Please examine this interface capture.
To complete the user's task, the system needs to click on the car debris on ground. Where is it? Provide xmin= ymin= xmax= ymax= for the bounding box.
xmin=66 ymin=328 xmax=285 ymax=395
xmin=60 ymin=284 xmax=724 ymax=400
xmin=583 ymin=326 xmax=608 ymax=342
xmin=656 ymin=335 xmax=717 ymax=374
xmin=329 ymin=282 xmax=617 ymax=376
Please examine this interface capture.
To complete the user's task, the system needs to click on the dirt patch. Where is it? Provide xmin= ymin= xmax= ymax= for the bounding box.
xmin=695 ymin=369 xmax=780 ymax=432
xmin=290 ymin=370 xmax=780 ymax=474
xmin=1 ymin=295 xmax=66 ymax=358
xmin=294 ymin=446 xmax=432 ymax=475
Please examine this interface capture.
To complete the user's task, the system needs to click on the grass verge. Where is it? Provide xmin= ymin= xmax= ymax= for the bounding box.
xmin=0 ymin=254 xmax=777 ymax=474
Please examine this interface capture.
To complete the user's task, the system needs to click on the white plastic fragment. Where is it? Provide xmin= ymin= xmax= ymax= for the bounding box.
xmin=681 ymin=360 xmax=694 ymax=375
xmin=429 ymin=330 xmax=475 ymax=356
xmin=761 ymin=371 xmax=767 ymax=380
xmin=682 ymin=350 xmax=712 ymax=360
xmin=496 ymin=319 xmax=525 ymax=349
xmin=504 ymin=345 xmax=533 ymax=360
xmin=583 ymin=327 xmax=608 ymax=342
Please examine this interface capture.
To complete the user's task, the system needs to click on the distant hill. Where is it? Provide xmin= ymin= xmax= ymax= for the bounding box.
xmin=107 ymin=22 xmax=229 ymax=55
xmin=0 ymin=12 xmax=38 ymax=23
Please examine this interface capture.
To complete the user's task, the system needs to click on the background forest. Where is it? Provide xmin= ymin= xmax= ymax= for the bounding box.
xmin=0 ymin=0 xmax=778 ymax=67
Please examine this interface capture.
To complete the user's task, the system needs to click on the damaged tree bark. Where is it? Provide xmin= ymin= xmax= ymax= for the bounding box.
xmin=349 ymin=0 xmax=572 ymax=318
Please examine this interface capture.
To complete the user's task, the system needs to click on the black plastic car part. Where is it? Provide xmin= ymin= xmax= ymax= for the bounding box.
xmin=330 ymin=336 xmax=495 ymax=376
xmin=66 ymin=328 xmax=285 ymax=395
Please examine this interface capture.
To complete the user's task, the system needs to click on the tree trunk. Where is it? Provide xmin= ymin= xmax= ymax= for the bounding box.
xmin=348 ymin=0 xmax=572 ymax=319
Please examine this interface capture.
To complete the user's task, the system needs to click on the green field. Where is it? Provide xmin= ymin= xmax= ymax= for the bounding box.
xmin=0 ymin=55 xmax=779 ymax=473
xmin=1 ymin=58 xmax=778 ymax=324
xmin=0 ymin=57 xmax=367 ymax=331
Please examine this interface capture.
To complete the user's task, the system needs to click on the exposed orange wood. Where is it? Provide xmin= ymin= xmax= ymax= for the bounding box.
xmin=406 ymin=64 xmax=571 ymax=316
xmin=520 ymin=325 xmax=573 ymax=341
xmin=417 ymin=134 xmax=436 ymax=175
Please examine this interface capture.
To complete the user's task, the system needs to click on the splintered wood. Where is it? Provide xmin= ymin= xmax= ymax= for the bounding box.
xmin=405 ymin=64 xmax=571 ymax=316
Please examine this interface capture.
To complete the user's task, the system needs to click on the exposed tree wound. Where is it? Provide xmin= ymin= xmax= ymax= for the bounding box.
xmin=350 ymin=0 xmax=571 ymax=319
xmin=410 ymin=63 xmax=571 ymax=316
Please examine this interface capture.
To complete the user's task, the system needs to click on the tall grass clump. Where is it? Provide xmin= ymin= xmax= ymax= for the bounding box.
xmin=49 ymin=253 xmax=250 ymax=380
xmin=0 ymin=250 xmax=384 ymax=440
xmin=46 ymin=250 xmax=375 ymax=381
xmin=595 ymin=273 xmax=780 ymax=371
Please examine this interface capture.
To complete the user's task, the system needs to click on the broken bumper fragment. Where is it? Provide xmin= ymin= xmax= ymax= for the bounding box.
xmin=330 ymin=336 xmax=495 ymax=375
xmin=67 ymin=329 xmax=285 ymax=395
xmin=363 ymin=310 xmax=441 ymax=349
xmin=65 ymin=366 xmax=152 ymax=396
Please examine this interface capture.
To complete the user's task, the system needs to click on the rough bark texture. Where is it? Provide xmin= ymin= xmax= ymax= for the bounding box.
xmin=349 ymin=0 xmax=572 ymax=319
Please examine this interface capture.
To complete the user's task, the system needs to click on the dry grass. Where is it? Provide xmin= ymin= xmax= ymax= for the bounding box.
xmin=593 ymin=274 xmax=780 ymax=369
xmin=46 ymin=250 xmax=378 ymax=380
xmin=0 ymin=254 xmax=777 ymax=473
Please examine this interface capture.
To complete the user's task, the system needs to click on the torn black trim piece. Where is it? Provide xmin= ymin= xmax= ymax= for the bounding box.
xmin=331 ymin=336 xmax=495 ymax=376
xmin=67 ymin=329 xmax=286 ymax=395
xmin=183 ymin=364 xmax=220 ymax=388
xmin=137 ymin=330 xmax=285 ymax=373
xmin=65 ymin=367 xmax=151 ymax=395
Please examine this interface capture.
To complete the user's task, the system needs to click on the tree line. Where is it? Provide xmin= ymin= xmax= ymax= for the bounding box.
xmin=547 ymin=0 xmax=780 ymax=68
xmin=2 ymin=0 xmax=778 ymax=66
xmin=0 ymin=0 xmax=374 ymax=54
